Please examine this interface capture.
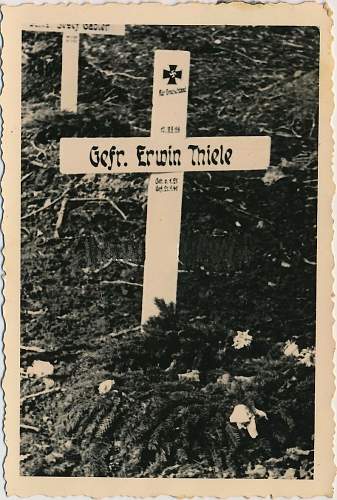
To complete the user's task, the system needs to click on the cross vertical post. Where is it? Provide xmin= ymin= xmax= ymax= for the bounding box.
xmin=60 ymin=49 xmax=271 ymax=329
xmin=141 ymin=50 xmax=190 ymax=324
xmin=23 ymin=24 xmax=125 ymax=112
xmin=61 ymin=32 xmax=80 ymax=112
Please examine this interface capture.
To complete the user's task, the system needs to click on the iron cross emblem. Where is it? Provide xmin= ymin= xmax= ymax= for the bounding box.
xmin=163 ymin=65 xmax=182 ymax=85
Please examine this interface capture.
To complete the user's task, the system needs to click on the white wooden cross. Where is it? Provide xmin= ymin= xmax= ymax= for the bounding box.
xmin=60 ymin=50 xmax=271 ymax=324
xmin=24 ymin=23 xmax=125 ymax=112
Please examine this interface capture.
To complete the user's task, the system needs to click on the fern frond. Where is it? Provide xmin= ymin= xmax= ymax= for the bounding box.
xmin=225 ymin=423 xmax=241 ymax=449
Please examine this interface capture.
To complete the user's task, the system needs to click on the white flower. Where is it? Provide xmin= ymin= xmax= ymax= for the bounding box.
xmin=247 ymin=463 xmax=267 ymax=478
xmin=26 ymin=360 xmax=54 ymax=379
xmin=283 ymin=467 xmax=296 ymax=479
xmin=262 ymin=166 xmax=286 ymax=186
xmin=297 ymin=347 xmax=315 ymax=367
xmin=286 ymin=447 xmax=310 ymax=460
xmin=216 ymin=372 xmax=230 ymax=385
xmin=283 ymin=340 xmax=300 ymax=358
xmin=98 ymin=379 xmax=115 ymax=395
xmin=229 ymin=404 xmax=267 ymax=439
xmin=283 ymin=342 xmax=315 ymax=367
xmin=230 ymin=404 xmax=252 ymax=425
xmin=229 ymin=404 xmax=257 ymax=438
xmin=232 ymin=330 xmax=252 ymax=350
xmin=247 ymin=417 xmax=258 ymax=439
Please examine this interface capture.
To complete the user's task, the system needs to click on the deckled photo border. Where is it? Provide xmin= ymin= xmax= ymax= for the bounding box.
xmin=1 ymin=2 xmax=335 ymax=497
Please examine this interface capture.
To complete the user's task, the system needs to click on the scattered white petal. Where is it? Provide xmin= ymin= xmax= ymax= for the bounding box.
xmin=247 ymin=418 xmax=258 ymax=438
xmin=297 ymin=347 xmax=315 ymax=367
xmin=283 ymin=467 xmax=296 ymax=479
xmin=248 ymin=463 xmax=267 ymax=477
xmin=283 ymin=340 xmax=300 ymax=358
xmin=283 ymin=342 xmax=315 ymax=367
xmin=216 ymin=373 xmax=230 ymax=385
xmin=26 ymin=360 xmax=54 ymax=379
xmin=229 ymin=404 xmax=252 ymax=425
xmin=232 ymin=330 xmax=252 ymax=350
xmin=262 ymin=166 xmax=286 ymax=185
xmin=98 ymin=379 xmax=115 ymax=395
xmin=229 ymin=404 xmax=267 ymax=439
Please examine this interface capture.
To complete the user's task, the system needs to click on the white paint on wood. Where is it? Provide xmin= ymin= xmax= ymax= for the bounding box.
xmin=24 ymin=24 xmax=125 ymax=113
xmin=61 ymin=32 xmax=80 ymax=112
xmin=141 ymin=50 xmax=190 ymax=324
xmin=58 ymin=49 xmax=270 ymax=327
xmin=60 ymin=136 xmax=271 ymax=174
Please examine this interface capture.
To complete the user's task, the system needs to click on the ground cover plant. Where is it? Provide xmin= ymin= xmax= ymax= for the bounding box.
xmin=20 ymin=24 xmax=318 ymax=478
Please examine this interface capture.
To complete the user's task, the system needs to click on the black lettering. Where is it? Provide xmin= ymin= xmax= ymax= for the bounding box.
xmin=90 ymin=146 xmax=100 ymax=168
xmin=137 ymin=145 xmax=146 ymax=167
xmin=101 ymin=150 xmax=108 ymax=168
xmin=225 ymin=148 xmax=232 ymax=165
xmin=188 ymin=145 xmax=198 ymax=166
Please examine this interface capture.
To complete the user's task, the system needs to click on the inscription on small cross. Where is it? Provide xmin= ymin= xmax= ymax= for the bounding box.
xmin=60 ymin=50 xmax=271 ymax=324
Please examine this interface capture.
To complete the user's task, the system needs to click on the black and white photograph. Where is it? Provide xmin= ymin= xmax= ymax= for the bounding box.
xmin=0 ymin=4 xmax=330 ymax=493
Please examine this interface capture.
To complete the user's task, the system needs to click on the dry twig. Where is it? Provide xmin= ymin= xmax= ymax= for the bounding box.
xmin=69 ymin=197 xmax=127 ymax=221
xmin=21 ymin=172 xmax=34 ymax=183
xmin=111 ymin=72 xmax=146 ymax=81
xmin=20 ymin=387 xmax=59 ymax=404
xmin=54 ymin=196 xmax=68 ymax=239
xmin=21 ymin=178 xmax=85 ymax=220
xmin=22 ymin=187 xmax=71 ymax=220
xmin=20 ymin=345 xmax=45 ymax=353
xmin=20 ymin=423 xmax=40 ymax=432
xmin=110 ymin=325 xmax=142 ymax=338
xmin=101 ymin=280 xmax=143 ymax=287
xmin=93 ymin=257 xmax=143 ymax=274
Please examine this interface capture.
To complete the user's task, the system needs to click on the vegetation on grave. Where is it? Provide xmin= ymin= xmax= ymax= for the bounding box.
xmin=20 ymin=25 xmax=318 ymax=478
xmin=22 ymin=300 xmax=315 ymax=478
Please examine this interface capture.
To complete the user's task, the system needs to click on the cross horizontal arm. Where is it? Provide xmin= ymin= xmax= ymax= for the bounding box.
xmin=60 ymin=136 xmax=271 ymax=174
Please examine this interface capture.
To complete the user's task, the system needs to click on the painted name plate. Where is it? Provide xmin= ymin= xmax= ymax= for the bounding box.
xmin=60 ymin=136 xmax=271 ymax=174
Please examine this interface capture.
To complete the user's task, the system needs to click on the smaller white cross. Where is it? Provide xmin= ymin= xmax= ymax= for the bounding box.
xmin=23 ymin=23 xmax=125 ymax=112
